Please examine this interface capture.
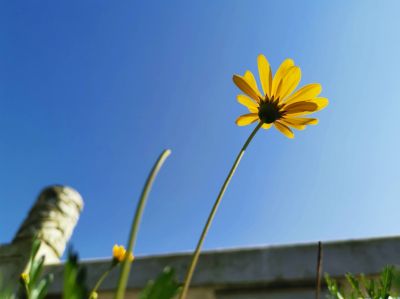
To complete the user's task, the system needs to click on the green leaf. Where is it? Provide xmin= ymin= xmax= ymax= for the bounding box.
xmin=325 ymin=273 xmax=347 ymax=299
xmin=29 ymin=239 xmax=41 ymax=266
xmin=29 ymin=255 xmax=45 ymax=289
xmin=345 ymin=273 xmax=364 ymax=298
xmin=390 ymin=268 xmax=400 ymax=297
xmin=379 ymin=266 xmax=394 ymax=299
xmin=139 ymin=267 xmax=181 ymax=299
xmin=63 ymin=249 xmax=88 ymax=299
xmin=31 ymin=274 xmax=53 ymax=299
xmin=360 ymin=274 xmax=377 ymax=299
xmin=325 ymin=266 xmax=399 ymax=299
xmin=18 ymin=239 xmax=53 ymax=299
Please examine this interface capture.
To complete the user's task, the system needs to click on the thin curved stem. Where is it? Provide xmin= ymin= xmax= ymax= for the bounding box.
xmin=178 ymin=122 xmax=263 ymax=299
xmin=89 ymin=264 xmax=115 ymax=299
xmin=23 ymin=281 xmax=30 ymax=299
xmin=114 ymin=149 xmax=172 ymax=299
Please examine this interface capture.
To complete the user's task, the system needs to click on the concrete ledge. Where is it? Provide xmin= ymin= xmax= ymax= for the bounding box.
xmin=45 ymin=236 xmax=400 ymax=294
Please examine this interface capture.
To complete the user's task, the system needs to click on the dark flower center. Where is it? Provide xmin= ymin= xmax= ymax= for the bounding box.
xmin=258 ymin=100 xmax=282 ymax=124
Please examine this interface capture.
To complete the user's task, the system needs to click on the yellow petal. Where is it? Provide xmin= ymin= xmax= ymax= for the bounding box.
xmin=113 ymin=245 xmax=125 ymax=261
xmin=235 ymin=113 xmax=259 ymax=126
xmin=277 ymin=66 xmax=301 ymax=100
xmin=244 ymin=71 xmax=262 ymax=98
xmin=237 ymin=95 xmax=259 ymax=113
xmin=113 ymin=245 xmax=119 ymax=256
xmin=284 ymin=83 xmax=322 ymax=105
xmin=233 ymin=75 xmax=261 ymax=103
xmin=262 ymin=123 xmax=272 ymax=130
xmin=283 ymin=117 xmax=319 ymax=125
xmin=280 ymin=119 xmax=306 ymax=130
xmin=284 ymin=98 xmax=328 ymax=116
xmin=257 ymin=54 xmax=272 ymax=98
xmin=272 ymin=58 xmax=295 ymax=98
xmin=274 ymin=80 xmax=284 ymax=100
xmin=310 ymin=97 xmax=329 ymax=111
xmin=284 ymin=101 xmax=319 ymax=115
xmin=274 ymin=121 xmax=294 ymax=138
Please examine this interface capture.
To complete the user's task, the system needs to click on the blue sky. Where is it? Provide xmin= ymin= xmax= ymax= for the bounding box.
xmin=1 ymin=0 xmax=400 ymax=259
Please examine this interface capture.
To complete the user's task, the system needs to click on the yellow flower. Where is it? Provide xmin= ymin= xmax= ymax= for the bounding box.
xmin=233 ymin=54 xmax=328 ymax=138
xmin=112 ymin=244 xmax=134 ymax=263
xmin=20 ymin=272 xmax=29 ymax=284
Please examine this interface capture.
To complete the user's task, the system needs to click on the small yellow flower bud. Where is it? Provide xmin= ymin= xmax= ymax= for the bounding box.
xmin=112 ymin=244 xmax=134 ymax=263
xmin=20 ymin=272 xmax=29 ymax=284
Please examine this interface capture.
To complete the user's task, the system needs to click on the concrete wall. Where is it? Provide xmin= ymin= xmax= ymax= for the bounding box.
xmin=45 ymin=236 xmax=400 ymax=298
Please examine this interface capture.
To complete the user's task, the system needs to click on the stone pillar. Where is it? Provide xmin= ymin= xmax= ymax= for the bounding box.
xmin=0 ymin=185 xmax=83 ymax=289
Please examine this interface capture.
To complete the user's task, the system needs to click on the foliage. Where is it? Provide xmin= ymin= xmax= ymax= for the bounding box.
xmin=0 ymin=274 xmax=16 ymax=299
xmin=326 ymin=266 xmax=400 ymax=299
xmin=138 ymin=267 xmax=181 ymax=299
xmin=63 ymin=249 xmax=88 ymax=299
xmin=3 ymin=242 xmax=180 ymax=299
xmin=18 ymin=242 xmax=89 ymax=299
xmin=19 ymin=239 xmax=54 ymax=299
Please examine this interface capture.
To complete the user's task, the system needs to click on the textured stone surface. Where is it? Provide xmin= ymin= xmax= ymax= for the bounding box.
xmin=13 ymin=185 xmax=83 ymax=262
xmin=0 ymin=185 xmax=83 ymax=289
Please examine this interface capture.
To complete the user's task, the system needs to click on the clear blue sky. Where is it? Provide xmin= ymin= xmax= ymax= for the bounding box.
xmin=1 ymin=0 xmax=400 ymax=259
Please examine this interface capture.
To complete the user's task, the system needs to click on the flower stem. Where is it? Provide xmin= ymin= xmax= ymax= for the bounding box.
xmin=23 ymin=282 xmax=30 ymax=299
xmin=89 ymin=264 xmax=115 ymax=298
xmin=178 ymin=122 xmax=263 ymax=299
xmin=114 ymin=149 xmax=172 ymax=299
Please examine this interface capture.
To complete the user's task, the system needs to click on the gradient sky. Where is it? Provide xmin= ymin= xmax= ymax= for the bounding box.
xmin=1 ymin=0 xmax=400 ymax=259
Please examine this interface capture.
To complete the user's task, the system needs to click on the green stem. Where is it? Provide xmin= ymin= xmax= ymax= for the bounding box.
xmin=178 ymin=122 xmax=263 ymax=299
xmin=23 ymin=282 xmax=30 ymax=299
xmin=89 ymin=264 xmax=115 ymax=298
xmin=114 ymin=149 xmax=172 ymax=299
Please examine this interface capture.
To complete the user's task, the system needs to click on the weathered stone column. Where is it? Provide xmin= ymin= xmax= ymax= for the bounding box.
xmin=0 ymin=185 xmax=83 ymax=289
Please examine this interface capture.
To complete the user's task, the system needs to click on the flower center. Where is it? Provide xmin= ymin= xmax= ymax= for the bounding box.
xmin=258 ymin=100 xmax=282 ymax=124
